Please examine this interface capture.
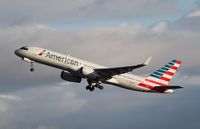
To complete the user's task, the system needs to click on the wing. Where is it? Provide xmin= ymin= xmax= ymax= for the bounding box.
xmin=95 ymin=56 xmax=152 ymax=79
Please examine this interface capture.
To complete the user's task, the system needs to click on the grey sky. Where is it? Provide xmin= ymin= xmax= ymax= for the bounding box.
xmin=0 ymin=0 xmax=185 ymax=25
xmin=0 ymin=0 xmax=200 ymax=129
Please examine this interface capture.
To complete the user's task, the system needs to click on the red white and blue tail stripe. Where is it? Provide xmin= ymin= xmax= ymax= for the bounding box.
xmin=138 ymin=60 xmax=182 ymax=92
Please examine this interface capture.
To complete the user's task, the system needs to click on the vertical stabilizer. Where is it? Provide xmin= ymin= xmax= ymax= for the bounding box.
xmin=145 ymin=60 xmax=182 ymax=87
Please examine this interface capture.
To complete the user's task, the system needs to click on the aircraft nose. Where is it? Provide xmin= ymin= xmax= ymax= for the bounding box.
xmin=15 ymin=49 xmax=20 ymax=56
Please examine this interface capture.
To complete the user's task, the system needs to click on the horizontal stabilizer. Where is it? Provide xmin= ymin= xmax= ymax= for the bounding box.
xmin=154 ymin=86 xmax=183 ymax=90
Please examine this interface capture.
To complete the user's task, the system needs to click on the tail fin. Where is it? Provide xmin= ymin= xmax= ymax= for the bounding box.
xmin=145 ymin=60 xmax=182 ymax=87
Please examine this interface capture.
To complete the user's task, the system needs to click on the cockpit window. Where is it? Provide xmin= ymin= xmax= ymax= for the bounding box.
xmin=20 ymin=47 xmax=28 ymax=50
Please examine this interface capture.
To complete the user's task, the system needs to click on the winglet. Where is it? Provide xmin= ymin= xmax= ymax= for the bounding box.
xmin=144 ymin=56 xmax=152 ymax=65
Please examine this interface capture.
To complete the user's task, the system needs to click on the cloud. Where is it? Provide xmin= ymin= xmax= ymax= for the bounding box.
xmin=0 ymin=95 xmax=21 ymax=114
xmin=0 ymin=18 xmax=199 ymax=91
xmin=0 ymin=1 xmax=199 ymax=128
xmin=34 ymin=125 xmax=59 ymax=129
xmin=80 ymin=0 xmax=181 ymax=18
xmin=150 ymin=21 xmax=169 ymax=32
xmin=0 ymin=0 xmax=182 ymax=26
xmin=187 ymin=10 xmax=200 ymax=17
xmin=175 ymin=74 xmax=200 ymax=86
xmin=0 ymin=94 xmax=21 ymax=101
xmin=0 ymin=103 xmax=7 ymax=113
xmin=0 ymin=84 xmax=87 ymax=129
xmin=172 ymin=9 xmax=200 ymax=32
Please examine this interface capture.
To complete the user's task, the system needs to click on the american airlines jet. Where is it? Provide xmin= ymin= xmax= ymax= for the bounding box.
xmin=15 ymin=46 xmax=183 ymax=93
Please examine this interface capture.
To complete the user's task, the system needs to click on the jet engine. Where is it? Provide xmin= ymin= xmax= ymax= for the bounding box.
xmin=61 ymin=71 xmax=82 ymax=83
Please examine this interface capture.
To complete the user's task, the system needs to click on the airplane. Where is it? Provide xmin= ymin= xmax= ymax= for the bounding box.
xmin=15 ymin=46 xmax=183 ymax=93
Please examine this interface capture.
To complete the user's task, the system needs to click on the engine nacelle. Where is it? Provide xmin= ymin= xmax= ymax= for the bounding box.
xmin=61 ymin=71 xmax=82 ymax=83
xmin=81 ymin=67 xmax=99 ymax=79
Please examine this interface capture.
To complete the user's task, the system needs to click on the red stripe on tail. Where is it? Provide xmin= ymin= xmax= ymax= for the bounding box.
xmin=171 ymin=66 xmax=178 ymax=70
xmin=160 ymin=76 xmax=170 ymax=82
xmin=145 ymin=79 xmax=166 ymax=86
xmin=165 ymin=71 xmax=174 ymax=76
xmin=138 ymin=83 xmax=165 ymax=93
xmin=176 ymin=60 xmax=182 ymax=64
xmin=138 ymin=83 xmax=154 ymax=89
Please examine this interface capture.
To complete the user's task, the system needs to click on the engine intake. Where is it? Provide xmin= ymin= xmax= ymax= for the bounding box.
xmin=61 ymin=71 xmax=82 ymax=83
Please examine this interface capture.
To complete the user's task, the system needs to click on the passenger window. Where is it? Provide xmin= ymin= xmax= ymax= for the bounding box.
xmin=20 ymin=47 xmax=28 ymax=50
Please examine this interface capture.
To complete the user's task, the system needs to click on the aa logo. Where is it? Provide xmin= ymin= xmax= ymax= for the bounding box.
xmin=38 ymin=50 xmax=46 ymax=56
